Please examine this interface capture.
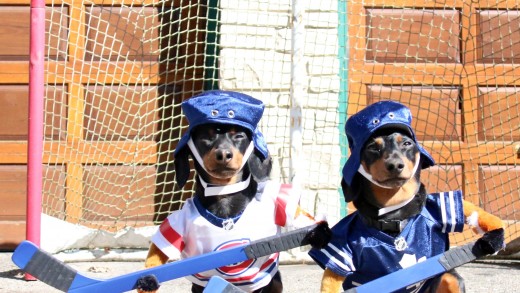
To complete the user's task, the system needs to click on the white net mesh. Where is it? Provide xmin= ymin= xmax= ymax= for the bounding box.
xmin=38 ymin=0 xmax=520 ymax=250
xmin=343 ymin=0 xmax=520 ymax=246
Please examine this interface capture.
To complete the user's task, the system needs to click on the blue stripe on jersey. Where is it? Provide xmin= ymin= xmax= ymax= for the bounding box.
xmin=232 ymin=259 xmax=278 ymax=287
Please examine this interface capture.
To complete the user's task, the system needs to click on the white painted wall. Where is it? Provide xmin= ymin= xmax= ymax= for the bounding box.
xmin=219 ymin=0 xmax=343 ymax=224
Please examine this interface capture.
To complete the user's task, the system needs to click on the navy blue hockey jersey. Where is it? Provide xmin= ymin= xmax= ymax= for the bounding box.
xmin=309 ymin=191 xmax=465 ymax=292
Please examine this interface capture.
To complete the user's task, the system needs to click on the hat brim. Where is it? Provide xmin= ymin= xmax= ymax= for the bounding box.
xmin=371 ymin=123 xmax=414 ymax=138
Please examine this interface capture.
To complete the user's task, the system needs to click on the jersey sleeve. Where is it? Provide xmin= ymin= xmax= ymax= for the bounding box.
xmin=151 ymin=204 xmax=189 ymax=259
xmin=308 ymin=219 xmax=356 ymax=277
xmin=427 ymin=190 xmax=465 ymax=233
xmin=274 ymin=183 xmax=316 ymax=228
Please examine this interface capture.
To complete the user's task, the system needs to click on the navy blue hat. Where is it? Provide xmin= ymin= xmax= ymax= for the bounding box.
xmin=174 ymin=90 xmax=269 ymax=160
xmin=342 ymin=100 xmax=435 ymax=186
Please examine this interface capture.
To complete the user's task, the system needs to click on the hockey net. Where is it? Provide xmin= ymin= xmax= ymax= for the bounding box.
xmin=37 ymin=0 xmax=519 ymax=252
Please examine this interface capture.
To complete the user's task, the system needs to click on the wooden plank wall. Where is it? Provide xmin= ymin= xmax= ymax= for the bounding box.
xmin=346 ymin=0 xmax=520 ymax=243
xmin=0 ymin=0 xmax=205 ymax=249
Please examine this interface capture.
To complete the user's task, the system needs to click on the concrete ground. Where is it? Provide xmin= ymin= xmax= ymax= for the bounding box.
xmin=1 ymin=252 xmax=519 ymax=292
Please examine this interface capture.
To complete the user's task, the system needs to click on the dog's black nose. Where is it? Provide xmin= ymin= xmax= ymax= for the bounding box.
xmin=385 ymin=159 xmax=405 ymax=173
xmin=215 ymin=149 xmax=233 ymax=162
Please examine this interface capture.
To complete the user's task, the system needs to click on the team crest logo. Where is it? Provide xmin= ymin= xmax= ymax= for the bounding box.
xmin=222 ymin=218 xmax=235 ymax=230
xmin=215 ymin=239 xmax=256 ymax=275
xmin=394 ymin=236 xmax=408 ymax=251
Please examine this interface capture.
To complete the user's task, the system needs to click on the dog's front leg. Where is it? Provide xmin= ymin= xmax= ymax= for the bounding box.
xmin=136 ymin=243 xmax=169 ymax=293
xmin=463 ymin=200 xmax=505 ymax=254
xmin=320 ymin=268 xmax=345 ymax=293
xmin=144 ymin=243 xmax=169 ymax=268
xmin=435 ymin=272 xmax=464 ymax=293
xmin=463 ymin=200 xmax=503 ymax=233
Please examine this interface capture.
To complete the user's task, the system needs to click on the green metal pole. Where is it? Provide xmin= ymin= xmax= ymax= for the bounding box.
xmin=204 ymin=0 xmax=220 ymax=90
xmin=337 ymin=0 xmax=348 ymax=217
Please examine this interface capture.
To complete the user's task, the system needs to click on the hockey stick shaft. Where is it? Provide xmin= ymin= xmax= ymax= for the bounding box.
xmin=343 ymin=240 xmax=483 ymax=293
xmin=12 ymin=224 xmax=317 ymax=293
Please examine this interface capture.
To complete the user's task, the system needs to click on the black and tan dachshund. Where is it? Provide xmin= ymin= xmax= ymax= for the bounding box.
xmin=344 ymin=127 xmax=468 ymax=292
xmin=138 ymin=91 xmax=330 ymax=293
xmin=309 ymin=101 xmax=505 ymax=293
xmin=142 ymin=123 xmax=279 ymax=293
xmin=186 ymin=123 xmax=266 ymax=220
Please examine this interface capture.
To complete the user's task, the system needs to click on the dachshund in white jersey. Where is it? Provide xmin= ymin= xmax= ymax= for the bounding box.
xmin=137 ymin=90 xmax=330 ymax=293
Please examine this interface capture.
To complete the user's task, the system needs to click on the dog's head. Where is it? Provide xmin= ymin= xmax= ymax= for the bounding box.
xmin=174 ymin=90 xmax=270 ymax=189
xmin=342 ymin=101 xmax=435 ymax=203
xmin=188 ymin=123 xmax=270 ymax=184
xmin=360 ymin=127 xmax=420 ymax=189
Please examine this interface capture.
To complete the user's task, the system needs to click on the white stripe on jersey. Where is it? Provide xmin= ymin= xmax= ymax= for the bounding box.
xmin=448 ymin=191 xmax=457 ymax=233
xmin=151 ymin=228 xmax=180 ymax=260
xmin=323 ymin=243 xmax=356 ymax=272
xmin=440 ymin=192 xmax=447 ymax=233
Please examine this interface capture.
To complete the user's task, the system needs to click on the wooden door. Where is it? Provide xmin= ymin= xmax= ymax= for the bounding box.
xmin=346 ymin=0 xmax=520 ymax=244
xmin=0 ymin=1 xmax=205 ymax=249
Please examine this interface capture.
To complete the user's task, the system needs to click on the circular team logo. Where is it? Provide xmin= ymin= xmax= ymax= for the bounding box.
xmin=394 ymin=236 xmax=408 ymax=251
xmin=215 ymin=239 xmax=256 ymax=276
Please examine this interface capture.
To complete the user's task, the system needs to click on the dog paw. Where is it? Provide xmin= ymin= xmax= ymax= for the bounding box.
xmin=136 ymin=274 xmax=160 ymax=293
xmin=475 ymin=228 xmax=505 ymax=255
xmin=304 ymin=221 xmax=332 ymax=249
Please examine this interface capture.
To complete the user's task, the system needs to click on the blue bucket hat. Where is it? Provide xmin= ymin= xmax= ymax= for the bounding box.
xmin=342 ymin=100 xmax=435 ymax=186
xmin=174 ymin=90 xmax=269 ymax=188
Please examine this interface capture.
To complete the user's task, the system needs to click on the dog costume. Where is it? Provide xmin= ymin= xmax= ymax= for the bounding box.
xmin=309 ymin=101 xmax=504 ymax=293
xmin=145 ymin=91 xmax=320 ymax=292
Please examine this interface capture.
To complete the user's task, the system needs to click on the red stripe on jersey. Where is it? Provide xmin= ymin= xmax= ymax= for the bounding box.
xmin=275 ymin=184 xmax=292 ymax=227
xmin=223 ymin=253 xmax=279 ymax=283
xmin=159 ymin=219 xmax=185 ymax=251
xmin=259 ymin=252 xmax=279 ymax=271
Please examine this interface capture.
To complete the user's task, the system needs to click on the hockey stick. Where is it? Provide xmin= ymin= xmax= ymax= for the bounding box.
xmin=343 ymin=239 xmax=488 ymax=293
xmin=12 ymin=224 xmax=317 ymax=293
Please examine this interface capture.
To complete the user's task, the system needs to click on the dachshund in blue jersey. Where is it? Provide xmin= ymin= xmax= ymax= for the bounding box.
xmin=309 ymin=101 xmax=504 ymax=293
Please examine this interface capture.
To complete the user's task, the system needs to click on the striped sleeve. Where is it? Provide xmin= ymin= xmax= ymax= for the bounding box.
xmin=429 ymin=190 xmax=465 ymax=233
xmin=151 ymin=209 xmax=187 ymax=259
xmin=308 ymin=238 xmax=355 ymax=277
xmin=274 ymin=184 xmax=291 ymax=227
xmin=274 ymin=183 xmax=315 ymax=228
xmin=308 ymin=216 xmax=357 ymax=277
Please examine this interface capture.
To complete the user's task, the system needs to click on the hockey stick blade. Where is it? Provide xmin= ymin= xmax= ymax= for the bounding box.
xmin=343 ymin=239 xmax=485 ymax=293
xmin=12 ymin=223 xmax=317 ymax=293
xmin=203 ymin=276 xmax=246 ymax=293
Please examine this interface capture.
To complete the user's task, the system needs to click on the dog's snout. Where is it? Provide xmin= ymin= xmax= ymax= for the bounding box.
xmin=385 ymin=157 xmax=405 ymax=173
xmin=215 ymin=149 xmax=233 ymax=162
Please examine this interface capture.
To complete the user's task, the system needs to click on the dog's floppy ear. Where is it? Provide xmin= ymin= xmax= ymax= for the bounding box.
xmin=341 ymin=177 xmax=359 ymax=203
xmin=174 ymin=147 xmax=191 ymax=188
xmin=248 ymin=151 xmax=272 ymax=182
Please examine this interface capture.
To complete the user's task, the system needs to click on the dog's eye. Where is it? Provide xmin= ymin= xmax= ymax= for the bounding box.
xmin=195 ymin=131 xmax=216 ymax=143
xmin=233 ymin=132 xmax=247 ymax=140
xmin=199 ymin=135 xmax=215 ymax=143
xmin=401 ymin=139 xmax=414 ymax=148
xmin=366 ymin=142 xmax=381 ymax=153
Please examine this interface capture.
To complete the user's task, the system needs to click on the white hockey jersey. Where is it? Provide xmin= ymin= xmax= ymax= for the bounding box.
xmin=151 ymin=181 xmax=312 ymax=291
